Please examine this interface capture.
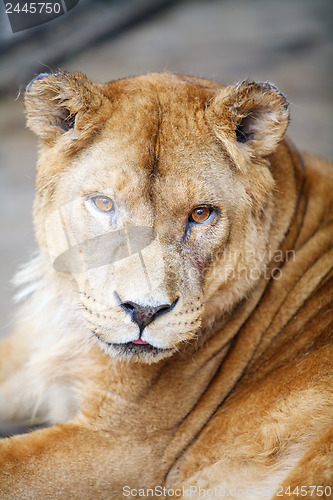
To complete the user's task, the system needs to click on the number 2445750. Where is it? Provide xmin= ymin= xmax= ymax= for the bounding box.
xmin=5 ymin=3 xmax=62 ymax=14
xmin=276 ymin=486 xmax=331 ymax=496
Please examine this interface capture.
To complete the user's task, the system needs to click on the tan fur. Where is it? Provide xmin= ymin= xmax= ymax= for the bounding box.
xmin=0 ymin=72 xmax=332 ymax=499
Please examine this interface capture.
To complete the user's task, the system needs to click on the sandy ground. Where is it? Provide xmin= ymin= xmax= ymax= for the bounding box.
xmin=0 ymin=0 xmax=332 ymax=340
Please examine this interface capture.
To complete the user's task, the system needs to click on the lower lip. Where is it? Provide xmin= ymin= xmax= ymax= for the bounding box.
xmin=132 ymin=339 xmax=149 ymax=345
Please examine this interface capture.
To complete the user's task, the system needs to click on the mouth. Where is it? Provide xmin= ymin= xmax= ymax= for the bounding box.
xmin=132 ymin=338 xmax=150 ymax=345
xmin=107 ymin=340 xmax=175 ymax=362
xmin=91 ymin=331 xmax=175 ymax=361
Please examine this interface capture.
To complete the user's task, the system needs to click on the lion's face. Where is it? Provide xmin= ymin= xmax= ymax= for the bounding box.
xmin=25 ymin=72 xmax=289 ymax=363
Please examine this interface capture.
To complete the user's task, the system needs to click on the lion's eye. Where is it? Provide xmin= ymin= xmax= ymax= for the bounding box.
xmin=92 ymin=196 xmax=114 ymax=212
xmin=189 ymin=206 xmax=212 ymax=223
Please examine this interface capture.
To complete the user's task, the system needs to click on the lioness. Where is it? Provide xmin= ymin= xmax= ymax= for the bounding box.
xmin=0 ymin=72 xmax=332 ymax=499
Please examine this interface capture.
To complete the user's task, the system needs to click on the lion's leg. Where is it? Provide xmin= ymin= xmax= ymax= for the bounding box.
xmin=0 ymin=422 xmax=116 ymax=499
xmin=271 ymin=426 xmax=333 ymax=500
xmin=2 ymin=410 xmax=186 ymax=499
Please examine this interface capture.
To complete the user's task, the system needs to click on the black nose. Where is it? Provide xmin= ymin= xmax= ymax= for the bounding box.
xmin=121 ymin=298 xmax=178 ymax=333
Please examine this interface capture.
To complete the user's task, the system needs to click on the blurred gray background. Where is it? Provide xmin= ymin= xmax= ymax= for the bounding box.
xmin=0 ymin=0 xmax=332 ymax=341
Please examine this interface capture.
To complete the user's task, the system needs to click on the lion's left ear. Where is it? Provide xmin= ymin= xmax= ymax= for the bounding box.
xmin=24 ymin=71 xmax=107 ymax=145
xmin=207 ymin=80 xmax=290 ymax=159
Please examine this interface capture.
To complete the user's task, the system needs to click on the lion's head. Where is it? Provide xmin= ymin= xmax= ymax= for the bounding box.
xmin=24 ymin=72 xmax=289 ymax=363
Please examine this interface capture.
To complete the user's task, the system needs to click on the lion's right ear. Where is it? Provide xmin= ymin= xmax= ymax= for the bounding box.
xmin=24 ymin=72 xmax=106 ymax=144
xmin=206 ymin=80 xmax=290 ymax=168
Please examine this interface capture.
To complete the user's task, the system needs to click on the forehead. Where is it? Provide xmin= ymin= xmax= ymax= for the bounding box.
xmin=85 ymin=76 xmax=221 ymax=172
xmin=65 ymin=74 xmax=232 ymax=208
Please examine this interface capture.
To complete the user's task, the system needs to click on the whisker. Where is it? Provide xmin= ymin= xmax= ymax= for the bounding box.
xmin=80 ymin=332 xmax=96 ymax=346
